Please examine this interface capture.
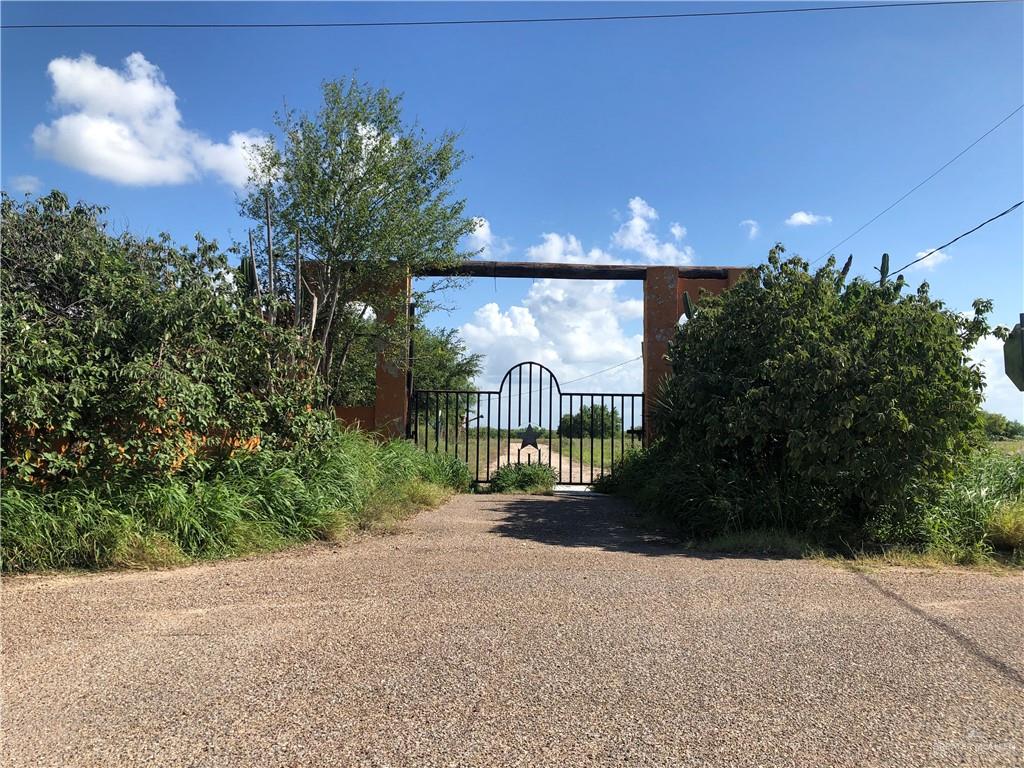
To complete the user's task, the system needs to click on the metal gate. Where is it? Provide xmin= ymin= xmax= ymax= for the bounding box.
xmin=409 ymin=361 xmax=644 ymax=486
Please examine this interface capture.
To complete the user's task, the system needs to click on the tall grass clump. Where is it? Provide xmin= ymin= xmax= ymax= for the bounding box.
xmin=1 ymin=427 xmax=471 ymax=572
xmin=923 ymin=449 xmax=1024 ymax=563
xmin=490 ymin=463 xmax=557 ymax=494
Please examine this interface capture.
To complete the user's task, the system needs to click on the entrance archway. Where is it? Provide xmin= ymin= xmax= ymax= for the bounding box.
xmin=336 ymin=260 xmax=747 ymax=446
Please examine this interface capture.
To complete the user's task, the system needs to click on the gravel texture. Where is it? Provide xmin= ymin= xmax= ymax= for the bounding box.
xmin=3 ymin=492 xmax=1023 ymax=767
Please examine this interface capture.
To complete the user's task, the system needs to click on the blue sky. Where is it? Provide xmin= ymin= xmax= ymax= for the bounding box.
xmin=3 ymin=1 xmax=1022 ymax=417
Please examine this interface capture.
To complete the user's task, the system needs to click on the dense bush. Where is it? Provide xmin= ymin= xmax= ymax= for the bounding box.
xmin=1 ymin=428 xmax=470 ymax=571
xmin=2 ymin=191 xmax=328 ymax=484
xmin=1 ymin=191 xmax=478 ymax=572
xmin=489 ymin=462 xmax=557 ymax=494
xmin=613 ymin=247 xmax=1004 ymax=550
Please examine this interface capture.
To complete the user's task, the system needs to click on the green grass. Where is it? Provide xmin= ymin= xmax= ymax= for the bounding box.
xmin=1 ymin=429 xmax=471 ymax=573
xmin=489 ymin=463 xmax=557 ymax=494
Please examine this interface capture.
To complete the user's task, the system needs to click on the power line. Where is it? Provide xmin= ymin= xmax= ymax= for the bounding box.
xmin=561 ymin=356 xmax=643 ymax=387
xmin=1 ymin=0 xmax=1014 ymax=30
xmin=813 ymin=103 xmax=1024 ymax=265
xmin=889 ymin=199 xmax=1023 ymax=276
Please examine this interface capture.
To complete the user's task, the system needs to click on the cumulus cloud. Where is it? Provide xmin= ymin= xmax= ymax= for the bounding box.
xmin=7 ymin=175 xmax=42 ymax=195
xmin=904 ymin=248 xmax=951 ymax=272
xmin=785 ymin=210 xmax=832 ymax=227
xmin=32 ymin=52 xmax=263 ymax=187
xmin=525 ymin=232 xmax=613 ymax=264
xmin=971 ymin=333 xmax=1024 ymax=421
xmin=611 ymin=196 xmax=694 ymax=264
xmin=460 ymin=278 xmax=644 ymax=393
xmin=458 ymin=197 xmax=696 ymax=394
xmin=466 ymin=217 xmax=512 ymax=259
xmin=739 ymin=219 xmax=760 ymax=239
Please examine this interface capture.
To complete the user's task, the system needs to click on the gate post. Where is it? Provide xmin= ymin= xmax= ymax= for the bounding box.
xmin=374 ymin=269 xmax=412 ymax=439
xmin=643 ymin=266 xmax=680 ymax=442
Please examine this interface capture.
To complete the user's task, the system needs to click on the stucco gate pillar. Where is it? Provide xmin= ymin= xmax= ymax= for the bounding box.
xmin=374 ymin=270 xmax=413 ymax=439
xmin=642 ymin=266 xmax=680 ymax=442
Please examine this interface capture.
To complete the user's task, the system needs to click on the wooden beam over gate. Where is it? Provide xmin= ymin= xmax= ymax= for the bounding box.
xmin=418 ymin=261 xmax=732 ymax=281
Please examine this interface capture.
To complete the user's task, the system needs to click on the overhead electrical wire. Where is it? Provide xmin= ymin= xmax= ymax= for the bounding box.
xmin=813 ymin=103 xmax=1024 ymax=265
xmin=1 ymin=0 xmax=1016 ymax=30
xmin=888 ymin=200 xmax=1023 ymax=276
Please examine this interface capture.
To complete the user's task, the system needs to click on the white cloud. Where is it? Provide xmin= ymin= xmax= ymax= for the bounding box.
xmin=739 ymin=219 xmax=760 ymax=239
xmin=7 ymin=175 xmax=42 ymax=195
xmin=466 ymin=217 xmax=512 ymax=259
xmin=611 ymin=196 xmax=694 ymax=264
xmin=904 ymin=248 xmax=951 ymax=272
xmin=33 ymin=52 xmax=263 ymax=187
xmin=458 ymin=198 xmax=694 ymax=393
xmin=971 ymin=333 xmax=1024 ymax=421
xmin=785 ymin=210 xmax=832 ymax=227
xmin=460 ymin=278 xmax=644 ymax=393
xmin=525 ymin=232 xmax=613 ymax=264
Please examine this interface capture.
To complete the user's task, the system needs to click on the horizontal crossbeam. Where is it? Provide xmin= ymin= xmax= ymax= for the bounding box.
xmin=416 ymin=261 xmax=734 ymax=280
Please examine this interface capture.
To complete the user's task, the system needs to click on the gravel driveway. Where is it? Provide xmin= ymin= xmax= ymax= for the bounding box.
xmin=3 ymin=493 xmax=1023 ymax=767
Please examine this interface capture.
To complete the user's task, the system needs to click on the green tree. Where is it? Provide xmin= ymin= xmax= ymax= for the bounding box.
xmin=558 ymin=404 xmax=622 ymax=438
xmin=240 ymin=76 xmax=476 ymax=405
xmin=979 ymin=410 xmax=1024 ymax=441
xmin=650 ymin=245 xmax=998 ymax=544
xmin=335 ymin=323 xmax=483 ymax=407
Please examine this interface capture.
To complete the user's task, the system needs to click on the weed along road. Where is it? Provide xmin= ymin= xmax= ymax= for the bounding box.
xmin=4 ymin=494 xmax=1023 ymax=768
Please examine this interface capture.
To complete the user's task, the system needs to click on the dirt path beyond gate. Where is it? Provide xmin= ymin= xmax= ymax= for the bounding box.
xmin=3 ymin=494 xmax=1023 ymax=767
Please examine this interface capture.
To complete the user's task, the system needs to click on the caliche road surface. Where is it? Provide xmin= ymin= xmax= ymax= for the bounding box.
xmin=4 ymin=494 xmax=1023 ymax=767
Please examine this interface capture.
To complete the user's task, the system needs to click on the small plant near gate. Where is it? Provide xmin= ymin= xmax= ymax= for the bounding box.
xmin=490 ymin=463 xmax=557 ymax=494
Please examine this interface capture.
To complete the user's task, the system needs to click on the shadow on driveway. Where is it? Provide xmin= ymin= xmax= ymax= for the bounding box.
xmin=489 ymin=492 xmax=727 ymax=558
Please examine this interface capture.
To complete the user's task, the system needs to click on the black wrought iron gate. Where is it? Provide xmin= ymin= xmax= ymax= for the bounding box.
xmin=409 ymin=361 xmax=644 ymax=486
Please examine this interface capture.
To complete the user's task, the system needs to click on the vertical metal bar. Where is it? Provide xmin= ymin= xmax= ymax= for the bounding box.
xmin=483 ymin=397 xmax=491 ymax=481
xmin=600 ymin=396 xmax=605 ymax=478
xmin=609 ymin=395 xmax=614 ymax=476
xmin=476 ymin=393 xmax=481 ymax=483
xmin=496 ymin=391 xmax=501 ymax=475
xmin=434 ymin=393 xmax=439 ymax=453
xmin=547 ymin=375 xmax=553 ymax=468
xmin=558 ymin=393 xmax=563 ymax=483
xmin=507 ymin=381 xmax=513 ymax=467
xmin=465 ymin=393 xmax=470 ymax=465
xmin=527 ymin=363 xmax=533 ymax=427
xmin=620 ymin=395 xmax=625 ymax=460
xmin=444 ymin=393 xmax=449 ymax=454
xmin=640 ymin=395 xmax=645 ymax=447
xmin=590 ymin=395 xmax=595 ymax=484
xmin=518 ymin=365 xmax=523 ymax=427
xmin=412 ymin=390 xmax=418 ymax=445
xmin=630 ymin=396 xmax=635 ymax=450
xmin=567 ymin=395 xmax=573 ymax=483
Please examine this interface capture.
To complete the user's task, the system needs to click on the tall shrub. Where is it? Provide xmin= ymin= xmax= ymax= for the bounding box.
xmin=653 ymin=246 xmax=996 ymax=544
xmin=1 ymin=191 xmax=328 ymax=484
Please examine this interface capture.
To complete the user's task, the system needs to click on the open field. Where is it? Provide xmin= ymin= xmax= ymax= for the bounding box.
xmin=4 ymin=492 xmax=1022 ymax=767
